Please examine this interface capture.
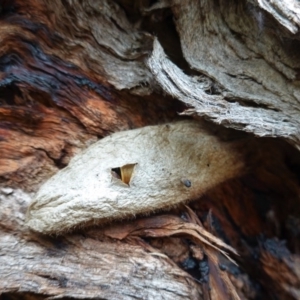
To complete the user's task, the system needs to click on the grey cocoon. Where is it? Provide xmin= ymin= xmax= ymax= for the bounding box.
xmin=26 ymin=120 xmax=244 ymax=234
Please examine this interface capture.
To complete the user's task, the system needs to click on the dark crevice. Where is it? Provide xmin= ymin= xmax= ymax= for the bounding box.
xmin=109 ymin=15 xmax=127 ymax=33
xmin=35 ymin=273 xmax=69 ymax=288
xmin=142 ymin=11 xmax=192 ymax=74
xmin=0 ymin=83 xmax=22 ymax=106
xmin=223 ymin=95 xmax=281 ymax=111
xmin=0 ymin=292 xmax=47 ymax=300
xmin=31 ymin=147 xmax=68 ymax=169
xmin=0 ymin=0 xmax=17 ymax=18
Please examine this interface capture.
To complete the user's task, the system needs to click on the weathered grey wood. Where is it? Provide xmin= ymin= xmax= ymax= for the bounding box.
xmin=255 ymin=0 xmax=300 ymax=33
xmin=147 ymin=39 xmax=300 ymax=147
xmin=43 ymin=0 xmax=155 ymax=95
xmin=146 ymin=0 xmax=300 ymax=148
xmin=0 ymin=188 xmax=202 ymax=299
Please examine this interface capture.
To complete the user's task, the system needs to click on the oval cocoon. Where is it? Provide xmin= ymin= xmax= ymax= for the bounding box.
xmin=26 ymin=120 xmax=244 ymax=234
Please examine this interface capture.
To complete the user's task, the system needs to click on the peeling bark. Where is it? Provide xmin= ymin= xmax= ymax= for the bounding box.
xmin=255 ymin=0 xmax=300 ymax=33
xmin=146 ymin=0 xmax=300 ymax=148
xmin=147 ymin=38 xmax=300 ymax=146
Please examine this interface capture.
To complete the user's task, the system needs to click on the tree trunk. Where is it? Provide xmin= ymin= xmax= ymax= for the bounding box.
xmin=1 ymin=0 xmax=300 ymax=299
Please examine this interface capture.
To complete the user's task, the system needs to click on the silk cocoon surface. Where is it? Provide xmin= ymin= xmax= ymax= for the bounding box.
xmin=26 ymin=120 xmax=244 ymax=234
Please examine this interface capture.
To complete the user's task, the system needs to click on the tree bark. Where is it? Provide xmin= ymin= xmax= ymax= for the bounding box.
xmin=1 ymin=0 xmax=300 ymax=299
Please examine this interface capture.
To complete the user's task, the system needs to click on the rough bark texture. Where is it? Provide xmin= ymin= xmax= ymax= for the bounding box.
xmin=1 ymin=0 xmax=300 ymax=299
xmin=0 ymin=189 xmax=202 ymax=299
xmin=147 ymin=0 xmax=300 ymax=148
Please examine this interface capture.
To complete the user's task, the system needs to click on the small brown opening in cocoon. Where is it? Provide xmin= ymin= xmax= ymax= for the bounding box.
xmin=111 ymin=163 xmax=137 ymax=186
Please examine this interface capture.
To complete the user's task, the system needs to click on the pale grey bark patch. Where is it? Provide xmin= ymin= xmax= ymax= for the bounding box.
xmin=255 ymin=0 xmax=300 ymax=33
xmin=147 ymin=38 xmax=300 ymax=148
xmin=45 ymin=0 xmax=155 ymax=94
xmin=170 ymin=0 xmax=300 ymax=104
xmin=82 ymin=0 xmax=154 ymax=92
